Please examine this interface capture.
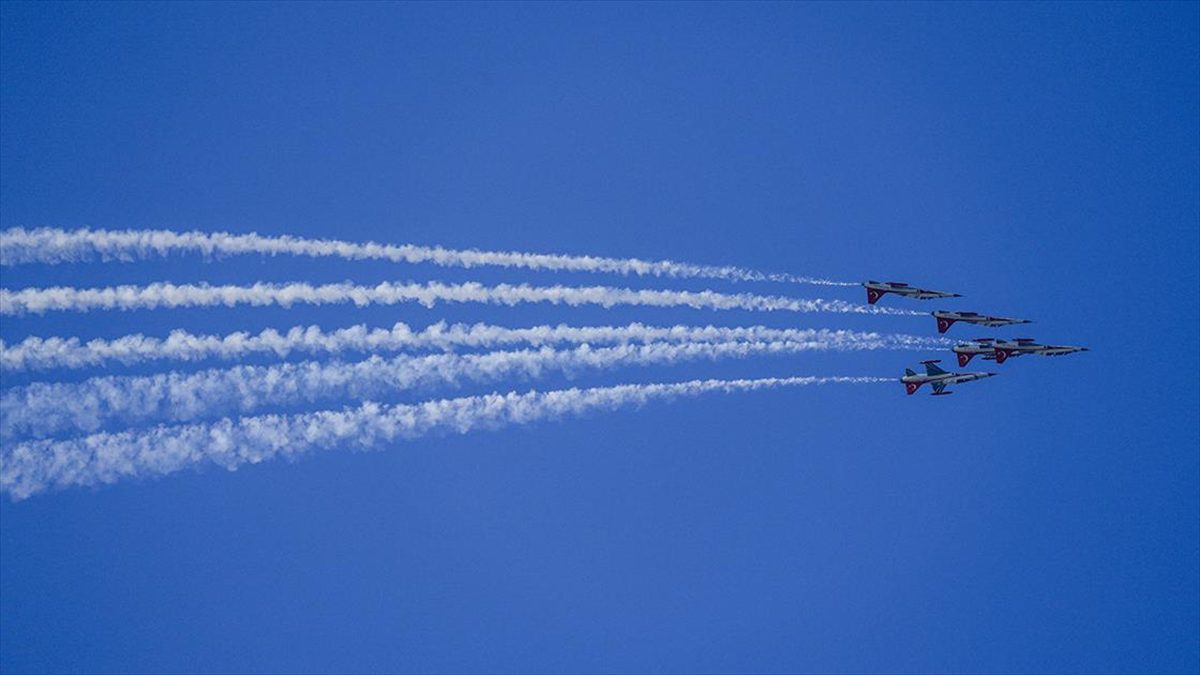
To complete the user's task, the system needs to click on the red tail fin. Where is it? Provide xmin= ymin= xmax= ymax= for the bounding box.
xmin=936 ymin=317 xmax=956 ymax=333
xmin=905 ymin=381 xmax=921 ymax=395
xmin=994 ymin=348 xmax=1012 ymax=364
xmin=957 ymin=352 xmax=973 ymax=368
xmin=867 ymin=288 xmax=885 ymax=304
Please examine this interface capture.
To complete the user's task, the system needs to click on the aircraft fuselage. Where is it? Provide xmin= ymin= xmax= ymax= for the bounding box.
xmin=863 ymin=281 xmax=960 ymax=305
xmin=933 ymin=310 xmax=1032 ymax=333
xmin=901 ymin=371 xmax=995 ymax=395
xmin=993 ymin=339 xmax=1088 ymax=363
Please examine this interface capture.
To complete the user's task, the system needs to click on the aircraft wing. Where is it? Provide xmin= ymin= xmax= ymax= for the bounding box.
xmin=915 ymin=289 xmax=961 ymax=300
xmin=987 ymin=316 xmax=1032 ymax=326
xmin=923 ymin=361 xmax=949 ymax=376
xmin=1038 ymin=345 xmax=1088 ymax=356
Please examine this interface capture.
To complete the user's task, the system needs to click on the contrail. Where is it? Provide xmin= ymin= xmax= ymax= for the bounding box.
xmin=1 ymin=375 xmax=889 ymax=500
xmin=2 ymin=339 xmax=904 ymax=439
xmin=0 ymin=280 xmax=920 ymax=317
xmin=0 ymin=321 xmax=949 ymax=371
xmin=0 ymin=226 xmax=854 ymax=286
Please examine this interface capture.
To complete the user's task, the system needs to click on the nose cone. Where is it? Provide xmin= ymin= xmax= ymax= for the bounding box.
xmin=982 ymin=372 xmax=997 ymax=378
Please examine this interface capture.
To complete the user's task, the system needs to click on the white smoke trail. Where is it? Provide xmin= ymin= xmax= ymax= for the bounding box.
xmin=0 ymin=280 xmax=919 ymax=317
xmin=0 ymin=321 xmax=949 ymax=371
xmin=1 ymin=339 xmax=903 ymax=439
xmin=0 ymin=375 xmax=889 ymax=500
xmin=0 ymin=227 xmax=854 ymax=286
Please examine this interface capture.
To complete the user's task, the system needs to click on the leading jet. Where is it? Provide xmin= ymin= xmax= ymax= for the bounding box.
xmin=992 ymin=338 xmax=1089 ymax=364
xmin=902 ymin=360 xmax=996 ymax=396
xmin=863 ymin=280 xmax=961 ymax=305
xmin=933 ymin=310 xmax=1032 ymax=334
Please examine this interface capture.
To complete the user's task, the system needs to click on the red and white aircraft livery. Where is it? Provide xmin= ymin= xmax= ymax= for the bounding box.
xmin=901 ymin=360 xmax=996 ymax=396
xmin=932 ymin=310 xmax=1031 ymax=334
xmin=952 ymin=338 xmax=999 ymax=367
xmin=992 ymin=338 xmax=1089 ymax=364
xmin=863 ymin=280 xmax=961 ymax=305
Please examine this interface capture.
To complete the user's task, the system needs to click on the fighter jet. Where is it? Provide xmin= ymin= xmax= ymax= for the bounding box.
xmin=863 ymin=280 xmax=961 ymax=305
xmin=952 ymin=338 xmax=999 ymax=367
xmin=902 ymin=360 xmax=996 ymax=396
xmin=933 ymin=310 xmax=1032 ymax=334
xmin=992 ymin=338 xmax=1089 ymax=364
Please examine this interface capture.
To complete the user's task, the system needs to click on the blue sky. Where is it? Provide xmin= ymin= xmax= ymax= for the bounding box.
xmin=1 ymin=2 xmax=1197 ymax=673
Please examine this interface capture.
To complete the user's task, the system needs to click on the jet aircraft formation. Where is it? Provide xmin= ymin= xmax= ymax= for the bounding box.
xmin=862 ymin=280 xmax=1087 ymax=396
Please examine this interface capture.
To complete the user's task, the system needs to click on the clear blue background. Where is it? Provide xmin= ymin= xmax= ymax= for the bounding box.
xmin=1 ymin=2 xmax=1197 ymax=673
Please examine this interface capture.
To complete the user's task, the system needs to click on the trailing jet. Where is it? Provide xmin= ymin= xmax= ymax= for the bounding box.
xmin=863 ymin=280 xmax=961 ymax=305
xmin=933 ymin=310 xmax=1032 ymax=334
xmin=952 ymin=338 xmax=998 ymax=367
xmin=902 ymin=360 xmax=995 ymax=396
xmin=993 ymin=338 xmax=1089 ymax=364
